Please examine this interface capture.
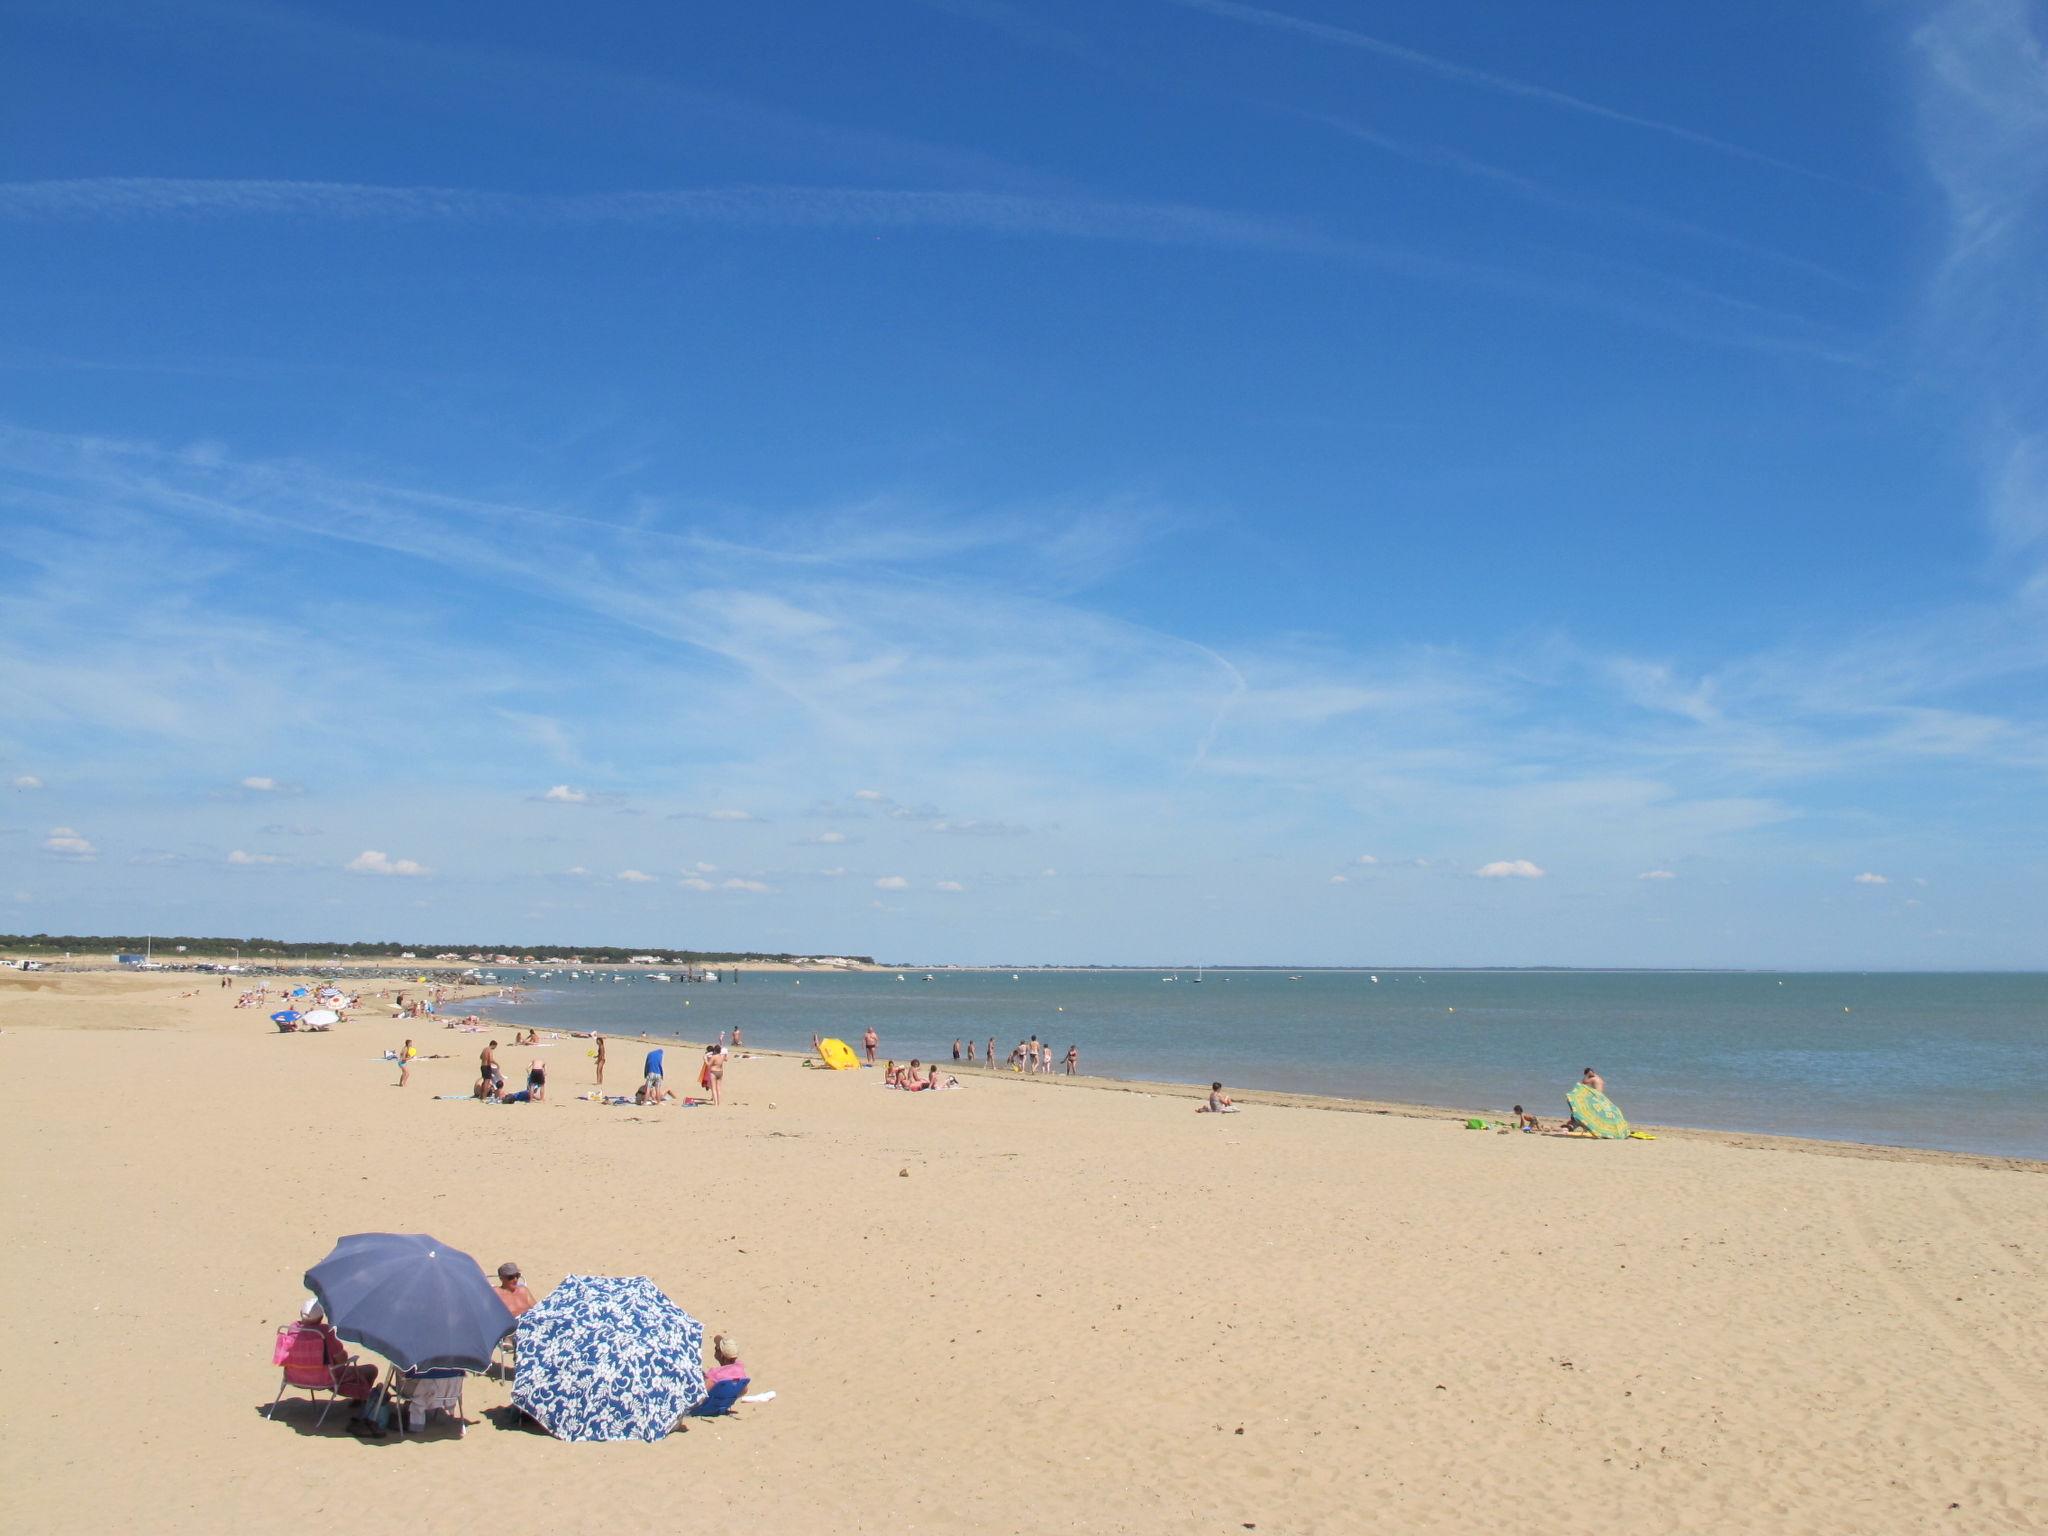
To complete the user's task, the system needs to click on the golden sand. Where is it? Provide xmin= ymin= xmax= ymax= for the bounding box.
xmin=1 ymin=970 xmax=2041 ymax=1534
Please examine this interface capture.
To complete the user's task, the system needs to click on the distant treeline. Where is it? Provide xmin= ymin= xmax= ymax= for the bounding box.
xmin=0 ymin=932 xmax=875 ymax=965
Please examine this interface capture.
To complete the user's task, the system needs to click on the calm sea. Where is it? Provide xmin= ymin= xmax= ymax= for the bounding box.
xmin=461 ymin=969 xmax=2048 ymax=1160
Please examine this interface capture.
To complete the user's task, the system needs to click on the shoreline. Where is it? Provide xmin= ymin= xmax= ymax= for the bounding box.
xmin=456 ymin=1001 xmax=2048 ymax=1173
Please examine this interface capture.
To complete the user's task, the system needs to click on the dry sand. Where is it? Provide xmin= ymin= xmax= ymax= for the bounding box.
xmin=2 ymin=970 xmax=2042 ymax=1535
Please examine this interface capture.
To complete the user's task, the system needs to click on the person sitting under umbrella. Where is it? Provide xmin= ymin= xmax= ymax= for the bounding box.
xmin=495 ymin=1262 xmax=536 ymax=1317
xmin=296 ymin=1299 xmax=379 ymax=1401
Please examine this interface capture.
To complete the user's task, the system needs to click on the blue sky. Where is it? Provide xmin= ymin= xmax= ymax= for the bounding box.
xmin=2 ymin=0 xmax=2044 ymax=966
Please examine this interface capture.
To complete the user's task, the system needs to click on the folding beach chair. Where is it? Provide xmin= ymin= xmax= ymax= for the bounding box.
xmin=267 ymin=1323 xmax=364 ymax=1428
xmin=688 ymin=1377 xmax=749 ymax=1417
xmin=390 ymin=1368 xmax=470 ymax=1437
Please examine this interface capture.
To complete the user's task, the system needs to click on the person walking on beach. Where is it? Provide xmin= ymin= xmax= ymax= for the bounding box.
xmin=1028 ymin=1035 xmax=1040 ymax=1074
xmin=986 ymin=1036 xmax=996 ymax=1069
xmin=1065 ymin=1044 xmax=1078 ymax=1076
xmin=398 ymin=1038 xmax=415 ymax=1088
xmin=863 ymin=1026 xmax=879 ymax=1064
xmin=594 ymin=1034 xmax=606 ymax=1086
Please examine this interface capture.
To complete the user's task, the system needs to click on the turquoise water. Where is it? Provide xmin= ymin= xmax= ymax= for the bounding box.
xmin=465 ymin=970 xmax=2048 ymax=1160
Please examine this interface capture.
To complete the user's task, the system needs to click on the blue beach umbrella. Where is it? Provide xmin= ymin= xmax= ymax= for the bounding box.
xmin=271 ymin=1010 xmax=301 ymax=1025
xmin=513 ymin=1274 xmax=706 ymax=1442
xmin=304 ymin=1233 xmax=514 ymax=1371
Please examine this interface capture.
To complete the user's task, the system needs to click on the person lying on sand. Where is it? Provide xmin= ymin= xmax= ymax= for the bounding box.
xmin=1197 ymin=1082 xmax=1238 ymax=1113
xmin=473 ymin=1074 xmax=502 ymax=1101
xmin=635 ymin=1082 xmax=679 ymax=1104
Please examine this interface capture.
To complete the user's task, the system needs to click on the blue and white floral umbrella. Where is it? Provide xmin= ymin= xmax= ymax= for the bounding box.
xmin=513 ymin=1274 xmax=706 ymax=1442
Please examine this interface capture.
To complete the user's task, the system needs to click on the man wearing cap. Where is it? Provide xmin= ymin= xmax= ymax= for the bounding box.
xmin=495 ymin=1263 xmax=536 ymax=1317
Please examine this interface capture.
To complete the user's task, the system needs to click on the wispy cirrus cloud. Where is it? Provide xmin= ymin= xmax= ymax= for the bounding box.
xmin=1160 ymin=0 xmax=1836 ymax=181
xmin=0 ymin=178 xmax=1326 ymax=256
xmin=1476 ymin=859 xmax=1546 ymax=879
xmin=1911 ymin=0 xmax=2048 ymax=565
xmin=0 ymin=177 xmax=1861 ymax=362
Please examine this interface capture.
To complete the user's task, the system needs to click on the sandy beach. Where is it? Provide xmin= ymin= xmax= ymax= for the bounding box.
xmin=2 ymin=970 xmax=2042 ymax=1535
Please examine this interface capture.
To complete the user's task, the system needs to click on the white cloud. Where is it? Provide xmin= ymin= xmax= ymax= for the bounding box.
xmin=10 ymin=775 xmax=43 ymax=791
xmin=723 ymin=877 xmax=772 ymax=893
xmin=241 ymin=775 xmax=280 ymax=791
xmin=346 ymin=849 xmax=430 ymax=877
xmin=1328 ymin=873 xmax=1350 ymax=884
xmin=820 ymin=866 xmax=848 ymax=877
xmin=854 ymin=789 xmax=885 ymax=801
xmin=812 ymin=831 xmax=848 ymax=844
xmin=1853 ymin=871 xmax=1889 ymax=885
xmin=227 ymin=849 xmax=279 ymax=865
xmin=564 ymin=865 xmax=589 ymax=877
xmin=542 ymin=784 xmax=589 ymax=804
xmin=874 ymin=875 xmax=910 ymax=890
xmin=692 ymin=861 xmax=718 ymax=873
xmin=43 ymin=826 xmax=96 ymax=858
xmin=936 ymin=879 xmax=967 ymax=892
xmin=1638 ymin=869 xmax=1677 ymax=880
xmin=708 ymin=808 xmax=755 ymax=822
xmin=616 ymin=868 xmax=656 ymax=883
xmin=1476 ymin=859 xmax=1546 ymax=879
xmin=679 ymin=876 xmax=715 ymax=891
xmin=1041 ymin=868 xmax=1058 ymax=877
xmin=1355 ymin=853 xmax=1378 ymax=865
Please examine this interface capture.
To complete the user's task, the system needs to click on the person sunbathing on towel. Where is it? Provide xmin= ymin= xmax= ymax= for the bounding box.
xmin=899 ymin=1059 xmax=929 ymax=1090
xmin=882 ymin=1060 xmax=901 ymax=1087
